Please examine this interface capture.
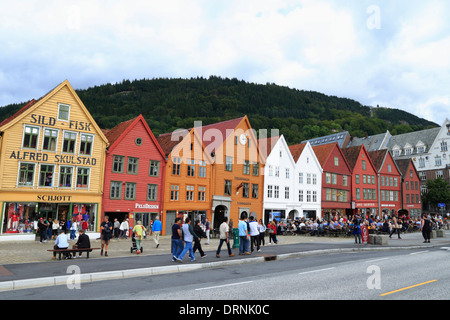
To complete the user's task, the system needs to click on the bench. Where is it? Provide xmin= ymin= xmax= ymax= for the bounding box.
xmin=48 ymin=248 xmax=100 ymax=260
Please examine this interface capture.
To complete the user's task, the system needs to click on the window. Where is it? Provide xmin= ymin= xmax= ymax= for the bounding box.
xmin=418 ymin=158 xmax=425 ymax=168
xmin=332 ymin=174 xmax=337 ymax=185
xmin=110 ymin=181 xmax=122 ymax=199
xmin=147 ymin=184 xmax=158 ymax=201
xmin=275 ymin=166 xmax=280 ymax=177
xmin=187 ymin=159 xmax=195 ymax=177
xmin=393 ymin=149 xmax=401 ymax=157
xmin=39 ymin=164 xmax=54 ymax=187
xmin=198 ymin=186 xmax=206 ymax=201
xmin=135 ymin=137 xmax=142 ymax=146
xmin=435 ymin=156 xmax=442 ymax=166
xmin=299 ymin=172 xmax=303 ymax=184
xmin=18 ymin=163 xmax=35 ymax=186
xmin=274 ymin=186 xmax=279 ymax=198
xmin=42 ymin=128 xmax=58 ymax=152
xmin=267 ymin=185 xmax=273 ymax=198
xmin=58 ymin=103 xmax=70 ymax=121
xmin=405 ymin=148 xmax=413 ymax=155
xmin=312 ymin=174 xmax=317 ymax=185
xmin=284 ymin=187 xmax=290 ymax=199
xmin=23 ymin=126 xmax=39 ymax=149
xmin=362 ymin=160 xmax=366 ymax=170
xmin=334 ymin=157 xmax=339 ymax=166
xmin=355 ymin=174 xmax=360 ymax=184
xmin=242 ymin=183 xmax=249 ymax=198
xmin=285 ymin=168 xmax=290 ymax=179
xmin=363 ymin=175 xmax=367 ymax=184
xmin=59 ymin=166 xmax=73 ymax=188
xmin=186 ymin=185 xmax=194 ymax=201
xmin=356 ymin=188 xmax=361 ymax=200
xmin=199 ymin=161 xmax=206 ymax=177
xmin=326 ymin=173 xmax=331 ymax=184
xmin=252 ymin=184 xmax=258 ymax=199
xmin=225 ymin=156 xmax=233 ymax=171
xmin=436 ymin=170 xmax=444 ymax=178
xmin=253 ymin=162 xmax=259 ymax=176
xmin=125 ymin=182 xmax=136 ymax=200
xmin=76 ymin=167 xmax=90 ymax=188
xmin=441 ymin=141 xmax=448 ymax=152
xmin=112 ymin=155 xmax=125 ymax=173
xmin=127 ymin=157 xmax=139 ymax=174
xmin=299 ymin=190 xmax=304 ymax=202
xmin=307 ymin=190 xmax=311 ymax=202
xmin=171 ymin=185 xmax=179 ymax=200
xmin=149 ymin=160 xmax=160 ymax=177
xmin=224 ymin=180 xmax=232 ymax=196
xmin=307 ymin=173 xmax=311 ymax=184
xmin=268 ymin=166 xmax=273 ymax=176
xmin=62 ymin=131 xmax=77 ymax=153
xmin=417 ymin=146 xmax=425 ymax=153
xmin=172 ymin=157 xmax=181 ymax=175
xmin=343 ymin=175 xmax=348 ymax=186
xmin=312 ymin=191 xmax=317 ymax=202
xmin=79 ymin=134 xmax=93 ymax=155
xmin=243 ymin=161 xmax=250 ymax=175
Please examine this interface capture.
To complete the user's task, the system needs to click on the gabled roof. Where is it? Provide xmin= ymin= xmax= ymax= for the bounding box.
xmin=312 ymin=142 xmax=352 ymax=173
xmin=0 ymin=80 xmax=108 ymax=145
xmin=157 ymin=129 xmax=190 ymax=157
xmin=289 ymin=143 xmax=306 ymax=163
xmin=194 ymin=117 xmax=245 ymax=153
xmin=106 ymin=114 xmax=165 ymax=159
xmin=387 ymin=127 xmax=440 ymax=155
xmin=0 ymin=99 xmax=37 ymax=128
xmin=395 ymin=158 xmax=416 ymax=177
xmin=342 ymin=145 xmax=377 ymax=173
xmin=367 ymin=149 xmax=388 ymax=172
xmin=348 ymin=131 xmax=391 ymax=151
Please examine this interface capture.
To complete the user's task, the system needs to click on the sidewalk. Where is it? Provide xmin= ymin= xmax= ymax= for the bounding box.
xmin=1 ymin=230 xmax=449 ymax=292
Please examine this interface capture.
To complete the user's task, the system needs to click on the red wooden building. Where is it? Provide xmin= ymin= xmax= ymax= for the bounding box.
xmin=312 ymin=143 xmax=353 ymax=221
xmin=368 ymin=150 xmax=402 ymax=217
xmin=395 ymin=158 xmax=422 ymax=218
xmin=102 ymin=115 xmax=166 ymax=232
xmin=342 ymin=145 xmax=379 ymax=218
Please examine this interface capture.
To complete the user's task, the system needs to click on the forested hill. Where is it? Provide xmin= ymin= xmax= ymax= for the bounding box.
xmin=0 ymin=76 xmax=438 ymax=144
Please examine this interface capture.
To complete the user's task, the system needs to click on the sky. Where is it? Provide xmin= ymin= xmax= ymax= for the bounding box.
xmin=1 ymin=0 xmax=449 ymax=125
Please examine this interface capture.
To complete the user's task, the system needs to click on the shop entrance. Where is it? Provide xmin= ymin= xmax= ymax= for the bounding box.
xmin=213 ymin=205 xmax=227 ymax=230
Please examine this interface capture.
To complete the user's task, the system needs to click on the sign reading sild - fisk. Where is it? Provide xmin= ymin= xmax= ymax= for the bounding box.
xmin=0 ymin=80 xmax=108 ymax=236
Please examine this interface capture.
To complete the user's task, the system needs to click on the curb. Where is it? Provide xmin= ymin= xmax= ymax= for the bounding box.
xmin=0 ymin=244 xmax=441 ymax=292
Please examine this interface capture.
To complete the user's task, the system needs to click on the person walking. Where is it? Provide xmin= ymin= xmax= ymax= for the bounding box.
xmin=389 ymin=213 xmax=402 ymax=239
xmin=113 ymin=218 xmax=120 ymax=239
xmin=205 ymin=218 xmax=211 ymax=245
xmin=238 ymin=212 xmax=250 ymax=255
xmin=176 ymin=217 xmax=198 ymax=263
xmin=248 ymin=216 xmax=260 ymax=252
xmin=100 ymin=216 xmax=113 ymax=256
xmin=258 ymin=219 xmax=266 ymax=246
xmin=216 ymin=217 xmax=235 ymax=258
xmin=193 ymin=220 xmax=207 ymax=258
xmin=171 ymin=217 xmax=184 ymax=262
xmin=151 ymin=216 xmax=162 ymax=248
xmin=421 ymin=214 xmax=432 ymax=243
xmin=119 ymin=218 xmax=129 ymax=239
xmin=267 ymin=220 xmax=278 ymax=244
xmin=132 ymin=221 xmax=146 ymax=254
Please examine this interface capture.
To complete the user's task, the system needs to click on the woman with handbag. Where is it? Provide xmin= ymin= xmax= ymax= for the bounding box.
xmin=267 ymin=220 xmax=278 ymax=244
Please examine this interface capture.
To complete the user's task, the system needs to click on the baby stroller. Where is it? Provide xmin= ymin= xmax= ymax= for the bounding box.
xmin=130 ymin=232 xmax=143 ymax=253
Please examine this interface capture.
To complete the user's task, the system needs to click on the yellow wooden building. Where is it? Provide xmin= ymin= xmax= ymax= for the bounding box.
xmin=0 ymin=80 xmax=108 ymax=237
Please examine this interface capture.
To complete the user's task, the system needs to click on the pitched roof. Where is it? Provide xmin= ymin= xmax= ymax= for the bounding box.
xmin=0 ymin=99 xmax=37 ymax=128
xmin=341 ymin=145 xmax=363 ymax=169
xmin=156 ymin=129 xmax=190 ymax=157
xmin=395 ymin=158 xmax=413 ymax=176
xmin=106 ymin=114 xmax=165 ymax=159
xmin=194 ymin=117 xmax=244 ymax=153
xmin=289 ymin=143 xmax=307 ymax=163
xmin=302 ymin=131 xmax=350 ymax=148
xmin=387 ymin=127 xmax=440 ymax=154
xmin=348 ymin=131 xmax=391 ymax=151
xmin=368 ymin=149 xmax=388 ymax=172
xmin=311 ymin=142 xmax=337 ymax=166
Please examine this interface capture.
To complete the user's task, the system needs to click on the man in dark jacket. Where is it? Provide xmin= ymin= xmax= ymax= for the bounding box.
xmin=73 ymin=229 xmax=91 ymax=258
xmin=193 ymin=220 xmax=207 ymax=258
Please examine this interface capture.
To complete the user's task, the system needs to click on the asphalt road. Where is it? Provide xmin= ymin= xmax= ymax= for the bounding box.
xmin=2 ymin=247 xmax=449 ymax=301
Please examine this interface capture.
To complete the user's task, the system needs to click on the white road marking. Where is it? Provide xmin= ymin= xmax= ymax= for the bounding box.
xmin=410 ymin=251 xmax=429 ymax=255
xmin=298 ymin=267 xmax=336 ymax=275
xmin=365 ymin=257 xmax=389 ymax=263
xmin=195 ymin=281 xmax=254 ymax=291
